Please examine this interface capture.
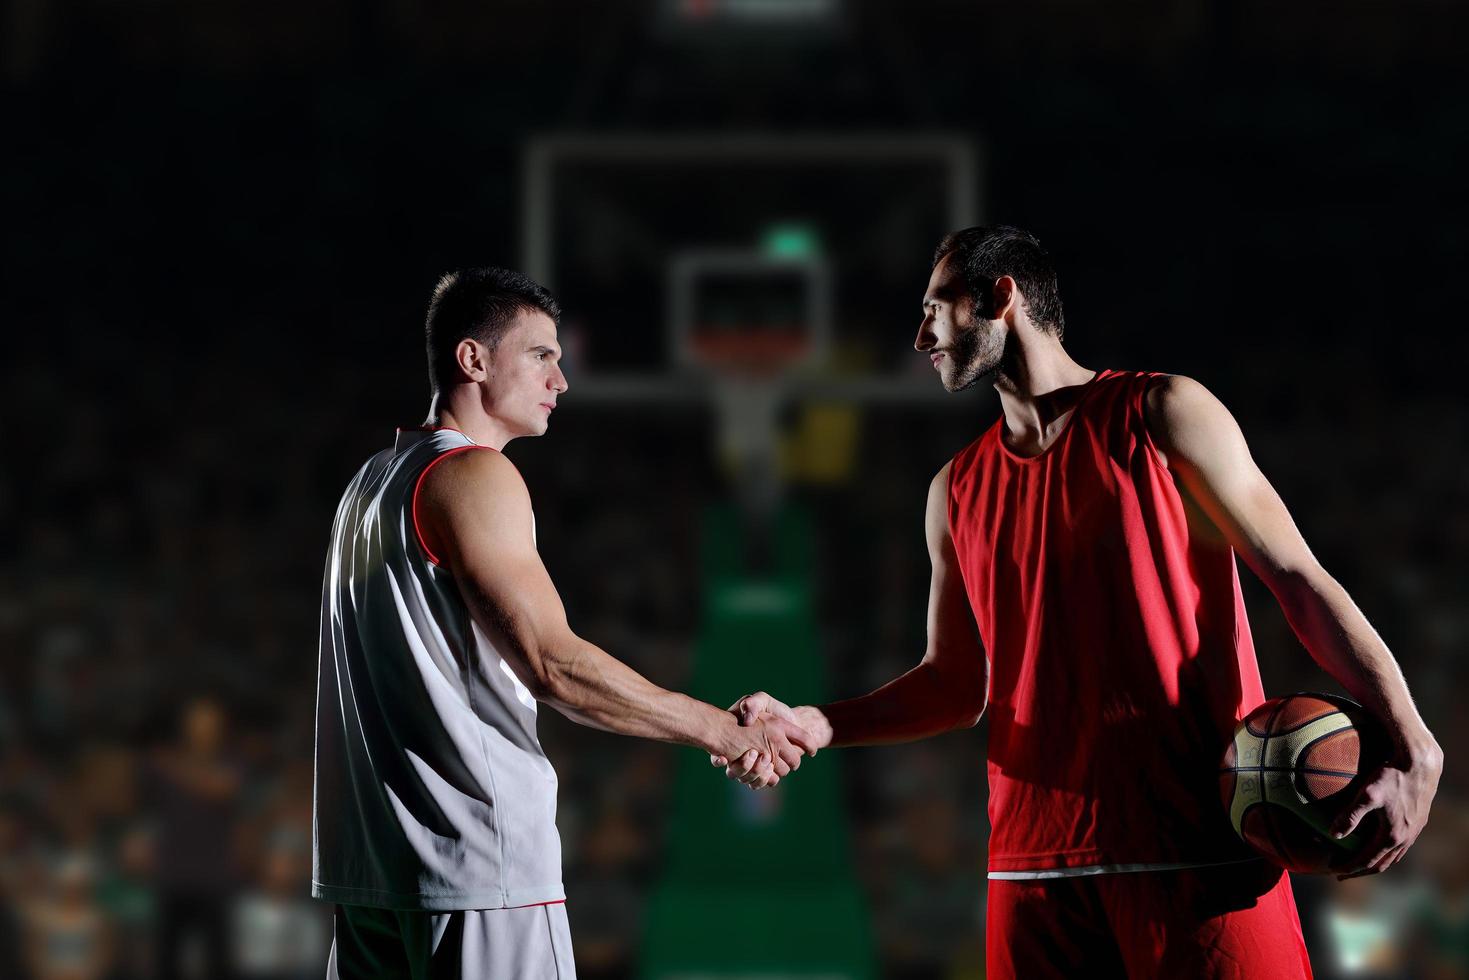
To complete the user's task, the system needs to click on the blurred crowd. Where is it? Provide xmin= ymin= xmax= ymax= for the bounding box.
xmin=2 ymin=332 xmax=1465 ymax=980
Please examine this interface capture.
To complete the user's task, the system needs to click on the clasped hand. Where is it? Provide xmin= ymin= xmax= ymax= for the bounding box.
xmin=710 ymin=692 xmax=830 ymax=790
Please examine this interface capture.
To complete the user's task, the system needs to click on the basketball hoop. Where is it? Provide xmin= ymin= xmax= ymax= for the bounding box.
xmin=688 ymin=330 xmax=812 ymax=380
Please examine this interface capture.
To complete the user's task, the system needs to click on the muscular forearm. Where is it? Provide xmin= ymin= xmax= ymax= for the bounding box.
xmin=535 ymin=636 xmax=747 ymax=756
xmin=458 ymin=577 xmax=753 ymax=757
xmin=816 ymin=660 xmax=985 ymax=748
xmin=1275 ymin=568 xmax=1437 ymax=758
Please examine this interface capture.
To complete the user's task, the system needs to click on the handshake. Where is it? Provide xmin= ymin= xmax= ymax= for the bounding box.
xmin=708 ymin=692 xmax=835 ymax=790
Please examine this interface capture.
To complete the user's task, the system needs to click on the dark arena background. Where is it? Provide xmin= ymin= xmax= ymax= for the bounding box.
xmin=4 ymin=1 xmax=1467 ymax=978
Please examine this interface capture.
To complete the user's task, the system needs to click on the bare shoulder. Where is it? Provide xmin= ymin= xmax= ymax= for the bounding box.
xmin=928 ymin=459 xmax=954 ymax=496
xmin=418 ymin=447 xmax=529 ymax=516
xmin=1142 ymin=374 xmax=1246 ymax=468
xmin=925 ymin=460 xmax=955 ymax=516
xmin=1143 ymin=373 xmax=1222 ymax=420
xmin=414 ymin=448 xmax=535 ymax=568
xmin=925 ymin=460 xmax=955 ymax=547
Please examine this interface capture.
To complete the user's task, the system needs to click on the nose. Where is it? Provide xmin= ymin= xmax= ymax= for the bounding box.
xmin=914 ymin=312 xmax=937 ymax=353
xmin=550 ymin=365 xmax=569 ymax=395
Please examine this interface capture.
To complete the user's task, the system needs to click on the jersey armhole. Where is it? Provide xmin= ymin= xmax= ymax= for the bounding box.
xmin=411 ymin=446 xmax=498 ymax=567
xmin=944 ymin=431 xmax=987 ymax=547
xmin=945 ymin=457 xmax=959 ymax=547
xmin=1134 ymin=372 xmax=1174 ymax=472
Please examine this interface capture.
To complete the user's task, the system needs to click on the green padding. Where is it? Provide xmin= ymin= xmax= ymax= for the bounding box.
xmin=641 ymin=886 xmax=873 ymax=979
xmin=639 ymin=505 xmax=874 ymax=978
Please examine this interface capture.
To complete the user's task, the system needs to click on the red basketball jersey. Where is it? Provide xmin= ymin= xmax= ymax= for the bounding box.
xmin=948 ymin=369 xmax=1264 ymax=874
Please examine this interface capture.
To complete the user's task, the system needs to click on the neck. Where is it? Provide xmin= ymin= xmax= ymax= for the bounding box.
xmin=427 ymin=389 xmax=515 ymax=451
xmin=992 ymin=331 xmax=1095 ymax=434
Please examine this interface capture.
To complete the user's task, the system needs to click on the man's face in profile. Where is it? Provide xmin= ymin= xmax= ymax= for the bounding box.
xmin=917 ymin=254 xmax=1004 ymax=392
xmin=481 ymin=310 xmax=567 ymax=438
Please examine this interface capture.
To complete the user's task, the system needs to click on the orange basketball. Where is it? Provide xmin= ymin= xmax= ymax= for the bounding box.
xmin=1219 ymin=693 xmax=1388 ymax=874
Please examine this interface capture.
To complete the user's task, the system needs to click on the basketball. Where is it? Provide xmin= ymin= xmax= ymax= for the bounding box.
xmin=1219 ymin=693 xmax=1389 ymax=874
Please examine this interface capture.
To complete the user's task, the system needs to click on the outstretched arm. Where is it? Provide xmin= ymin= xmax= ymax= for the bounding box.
xmin=717 ymin=462 xmax=988 ymax=769
xmin=417 ymin=448 xmax=813 ymax=784
xmin=1145 ymin=374 xmax=1442 ymax=878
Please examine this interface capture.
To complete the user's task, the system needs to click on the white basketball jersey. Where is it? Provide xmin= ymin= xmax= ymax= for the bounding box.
xmin=312 ymin=426 xmax=564 ymax=911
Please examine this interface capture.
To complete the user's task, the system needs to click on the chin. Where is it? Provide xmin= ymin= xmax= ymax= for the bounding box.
xmin=942 ymin=357 xmax=997 ymax=393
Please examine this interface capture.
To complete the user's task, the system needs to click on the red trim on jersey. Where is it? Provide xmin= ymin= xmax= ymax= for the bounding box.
xmin=509 ymin=899 xmax=566 ymax=909
xmin=411 ymin=445 xmax=496 ymax=566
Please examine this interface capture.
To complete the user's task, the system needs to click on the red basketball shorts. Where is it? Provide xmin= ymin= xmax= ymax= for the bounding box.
xmin=985 ymin=860 xmax=1313 ymax=979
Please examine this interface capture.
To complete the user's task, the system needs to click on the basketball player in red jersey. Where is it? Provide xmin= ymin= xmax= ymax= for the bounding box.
xmin=714 ymin=227 xmax=1443 ymax=977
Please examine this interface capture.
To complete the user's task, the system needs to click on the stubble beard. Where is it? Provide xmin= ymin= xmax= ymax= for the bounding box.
xmin=942 ymin=323 xmax=1005 ymax=393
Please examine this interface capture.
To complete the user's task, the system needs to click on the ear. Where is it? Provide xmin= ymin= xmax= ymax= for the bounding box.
xmin=454 ymin=339 xmax=490 ymax=383
xmin=992 ymin=275 xmax=1019 ymax=321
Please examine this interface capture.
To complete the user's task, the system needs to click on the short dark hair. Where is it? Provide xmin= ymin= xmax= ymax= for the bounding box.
xmin=424 ymin=267 xmax=561 ymax=393
xmin=932 ymin=226 xmax=1065 ymax=338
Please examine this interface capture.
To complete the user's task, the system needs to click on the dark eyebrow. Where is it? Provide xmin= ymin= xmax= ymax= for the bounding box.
xmin=529 ymin=344 xmax=560 ymax=357
xmin=934 ymin=281 xmax=962 ymax=300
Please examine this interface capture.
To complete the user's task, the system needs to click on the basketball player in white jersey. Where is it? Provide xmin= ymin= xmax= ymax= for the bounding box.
xmin=313 ymin=267 xmax=814 ymax=979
